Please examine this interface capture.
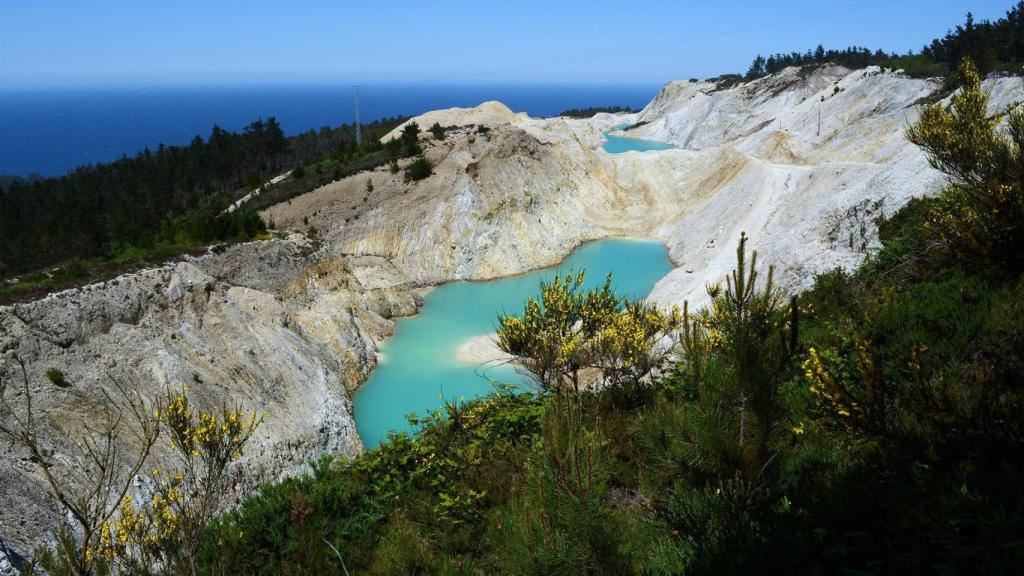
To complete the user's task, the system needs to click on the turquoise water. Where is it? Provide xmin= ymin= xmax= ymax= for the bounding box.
xmin=353 ymin=239 xmax=674 ymax=448
xmin=601 ymin=126 xmax=675 ymax=154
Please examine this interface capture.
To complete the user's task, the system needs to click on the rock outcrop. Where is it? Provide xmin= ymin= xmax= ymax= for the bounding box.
xmin=0 ymin=235 xmax=418 ymax=561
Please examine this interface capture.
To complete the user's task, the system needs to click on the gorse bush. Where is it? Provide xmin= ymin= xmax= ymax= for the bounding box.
xmin=907 ymin=58 xmax=1024 ymax=275
xmin=497 ymin=270 xmax=681 ymax=398
xmin=200 ymin=394 xmax=544 ymax=574
xmin=0 ymin=367 xmax=263 ymax=576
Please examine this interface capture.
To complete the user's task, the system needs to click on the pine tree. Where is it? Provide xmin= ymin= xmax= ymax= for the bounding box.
xmin=676 ymin=233 xmax=799 ymax=487
xmin=746 ymin=55 xmax=766 ymax=79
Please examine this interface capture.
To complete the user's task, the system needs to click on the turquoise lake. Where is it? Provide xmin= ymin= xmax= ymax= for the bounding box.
xmin=601 ymin=127 xmax=675 ymax=154
xmin=353 ymin=239 xmax=674 ymax=448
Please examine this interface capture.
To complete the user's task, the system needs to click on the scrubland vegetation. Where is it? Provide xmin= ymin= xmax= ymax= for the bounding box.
xmin=0 ymin=116 xmax=409 ymax=303
xmin=188 ymin=58 xmax=1023 ymax=574
xmin=5 ymin=57 xmax=1016 ymax=575
xmin=556 ymin=106 xmax=637 ymax=118
xmin=744 ymin=3 xmax=1023 ymax=83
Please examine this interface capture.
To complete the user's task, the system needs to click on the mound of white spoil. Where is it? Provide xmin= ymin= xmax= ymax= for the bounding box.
xmin=271 ymin=65 xmax=1022 ymax=308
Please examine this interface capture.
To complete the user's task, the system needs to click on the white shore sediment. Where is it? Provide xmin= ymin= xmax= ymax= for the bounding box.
xmin=455 ymin=332 xmax=513 ymax=365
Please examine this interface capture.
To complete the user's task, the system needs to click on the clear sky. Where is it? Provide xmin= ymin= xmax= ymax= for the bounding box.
xmin=0 ymin=0 xmax=1016 ymax=87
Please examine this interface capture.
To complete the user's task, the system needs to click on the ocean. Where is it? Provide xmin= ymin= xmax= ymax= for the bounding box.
xmin=0 ymin=84 xmax=660 ymax=177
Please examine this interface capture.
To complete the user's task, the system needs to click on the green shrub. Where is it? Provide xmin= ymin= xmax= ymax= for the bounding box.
xmin=404 ymin=156 xmax=433 ymax=182
xmin=44 ymin=368 xmax=65 ymax=386
xmin=907 ymin=58 xmax=1024 ymax=276
xmin=429 ymin=122 xmax=447 ymax=141
xmin=400 ymin=122 xmax=422 ymax=156
xmin=292 ymin=163 xmax=306 ymax=179
xmin=200 ymin=394 xmax=544 ymax=574
xmin=489 ymin=392 xmax=630 ymax=575
xmin=368 ymin=512 xmax=435 ymax=575
xmin=674 ymin=233 xmax=800 ymax=486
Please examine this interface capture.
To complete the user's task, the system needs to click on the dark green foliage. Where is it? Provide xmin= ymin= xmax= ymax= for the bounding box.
xmin=746 ymin=54 xmax=767 ymax=79
xmin=399 ymin=122 xmax=422 ymax=156
xmin=556 ymin=106 xmax=635 ymax=118
xmin=705 ymin=73 xmax=745 ymax=89
xmin=429 ymin=122 xmax=447 ymax=140
xmin=0 ymin=115 xmax=407 ymax=288
xmin=44 ymin=368 xmax=65 ymax=387
xmin=404 ymin=156 xmax=433 ymax=182
xmin=201 ymin=394 xmax=544 ymax=574
xmin=922 ymin=6 xmax=1024 ymax=74
xmin=291 ymin=163 xmax=306 ymax=179
xmin=488 ymin=392 xmax=631 ymax=575
xmin=746 ymin=45 xmax=898 ymax=80
xmin=0 ymin=119 xmax=281 ymax=279
xmin=161 ymin=197 xmax=266 ymax=246
xmin=743 ymin=3 xmax=1024 ymax=81
xmin=673 ymin=234 xmax=801 ymax=488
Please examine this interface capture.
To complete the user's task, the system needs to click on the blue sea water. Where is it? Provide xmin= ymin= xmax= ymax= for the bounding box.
xmin=0 ymin=84 xmax=659 ymax=177
xmin=353 ymin=238 xmax=673 ymax=448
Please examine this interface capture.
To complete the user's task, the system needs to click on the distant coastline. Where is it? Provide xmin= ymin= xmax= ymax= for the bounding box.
xmin=0 ymin=83 xmax=659 ymax=177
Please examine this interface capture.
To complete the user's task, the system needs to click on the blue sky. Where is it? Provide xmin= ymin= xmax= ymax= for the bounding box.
xmin=0 ymin=0 xmax=1015 ymax=87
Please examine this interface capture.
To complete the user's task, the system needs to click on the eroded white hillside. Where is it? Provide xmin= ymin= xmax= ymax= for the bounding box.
xmin=271 ymin=66 xmax=1022 ymax=309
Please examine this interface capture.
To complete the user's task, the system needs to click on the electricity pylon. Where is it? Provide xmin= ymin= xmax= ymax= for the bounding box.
xmin=352 ymin=85 xmax=363 ymax=146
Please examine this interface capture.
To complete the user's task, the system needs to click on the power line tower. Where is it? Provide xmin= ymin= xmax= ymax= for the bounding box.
xmin=352 ymin=85 xmax=363 ymax=146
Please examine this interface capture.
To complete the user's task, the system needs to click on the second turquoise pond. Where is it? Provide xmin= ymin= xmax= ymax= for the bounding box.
xmin=601 ymin=125 xmax=675 ymax=153
xmin=353 ymin=239 xmax=674 ymax=448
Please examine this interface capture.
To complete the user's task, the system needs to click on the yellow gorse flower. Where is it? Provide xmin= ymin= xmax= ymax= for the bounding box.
xmin=803 ymin=346 xmax=865 ymax=426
